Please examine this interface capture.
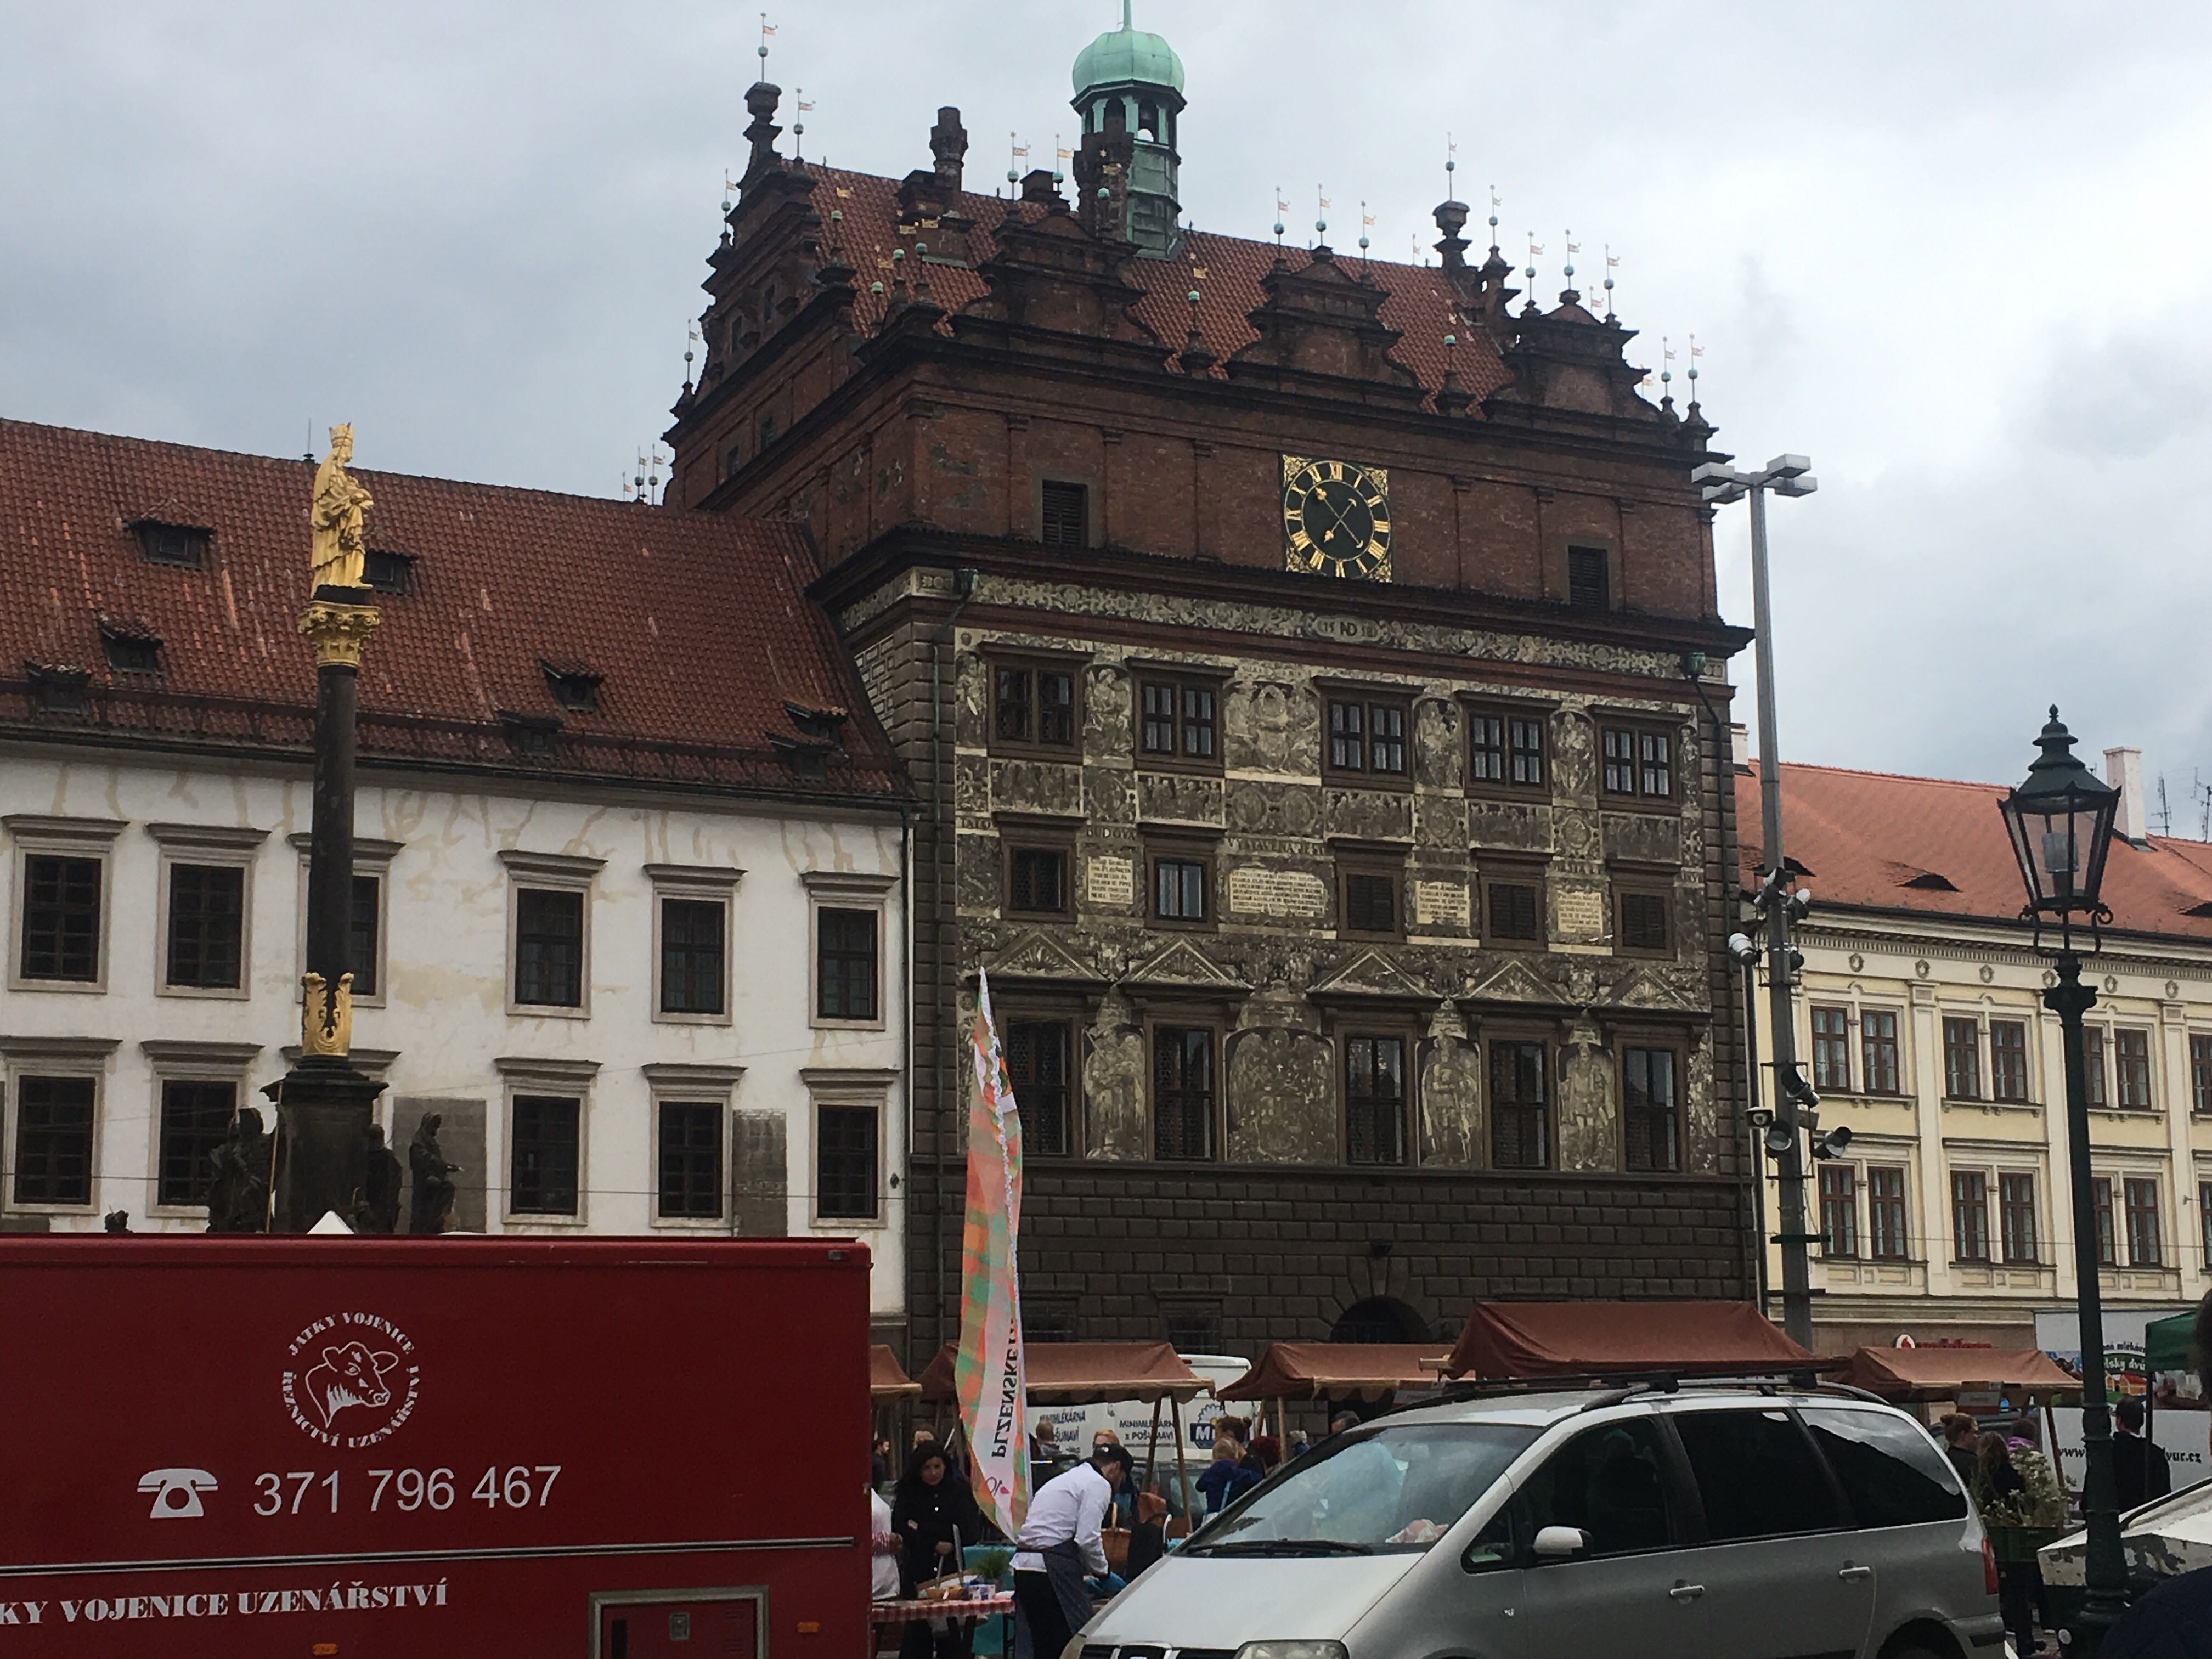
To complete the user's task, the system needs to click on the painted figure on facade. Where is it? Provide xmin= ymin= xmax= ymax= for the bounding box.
xmin=205 ymin=1107 xmax=274 ymax=1233
xmin=408 ymin=1113 xmax=460 ymax=1235
xmin=308 ymin=424 xmax=373 ymax=590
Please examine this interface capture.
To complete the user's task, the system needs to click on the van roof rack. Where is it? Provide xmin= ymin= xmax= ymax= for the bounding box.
xmin=1415 ymin=1365 xmax=1877 ymax=1414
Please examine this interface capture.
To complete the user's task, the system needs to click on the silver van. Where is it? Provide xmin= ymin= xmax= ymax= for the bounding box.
xmin=1077 ymin=1384 xmax=2005 ymax=1659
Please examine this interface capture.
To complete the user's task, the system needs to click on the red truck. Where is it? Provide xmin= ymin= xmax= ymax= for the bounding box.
xmin=0 ymin=1235 xmax=869 ymax=1657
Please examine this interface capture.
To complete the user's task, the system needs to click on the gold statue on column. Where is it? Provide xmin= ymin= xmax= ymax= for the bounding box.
xmin=308 ymin=424 xmax=373 ymax=590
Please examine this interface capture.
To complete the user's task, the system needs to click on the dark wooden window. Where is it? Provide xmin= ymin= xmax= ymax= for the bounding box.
xmin=2092 ymin=1177 xmax=2115 ymax=1265
xmin=12 ymin=1075 xmax=94 ymax=1206
xmin=1951 ymin=1171 xmax=1990 ymax=1262
xmin=100 ymin=627 xmax=161 ymax=675
xmin=1860 ymin=1010 xmax=1900 ymax=1094
xmin=156 ymin=1080 xmax=234 ymax=1208
xmin=1943 ymin=1017 xmax=1981 ymax=1100
xmin=1152 ymin=856 xmax=1209 ymax=923
xmin=1007 ymin=1019 xmax=1072 ymax=1158
xmin=1617 ymin=890 xmax=1671 ymax=955
xmin=1024 ymin=1304 xmax=1078 ymax=1344
xmin=2117 ymin=1029 xmax=2154 ymax=1109
xmin=1991 ymin=1021 xmax=2029 ymax=1102
xmin=1601 ymin=726 xmax=1673 ymax=800
xmin=1819 ymin=1165 xmax=1858 ymax=1257
xmin=1567 ymin=545 xmax=1609 ymax=611
xmin=514 ymin=888 xmax=584 ymax=1007
xmin=1153 ymin=1026 xmax=1214 ymax=1161
xmin=817 ymin=1103 xmax=880 ymax=1218
xmin=994 ymin=664 xmax=1077 ymax=749
xmin=511 ymin=1096 xmax=581 ymax=1215
xmin=2000 ymin=1172 xmax=2038 ymax=1263
xmin=165 ymin=864 xmax=244 ymax=990
xmin=1324 ymin=697 xmax=1408 ymax=778
xmin=1345 ymin=1035 xmax=1407 ymax=1166
xmin=135 ymin=521 xmax=210 ymax=568
xmin=1867 ymin=1166 xmax=1909 ymax=1260
xmin=1040 ymin=479 xmax=1088 ymax=547
xmin=2125 ymin=1177 xmax=2162 ymax=1265
xmin=19 ymin=854 xmax=100 ymax=981
xmin=363 ymin=548 xmax=415 ymax=593
xmin=1163 ymin=1308 xmax=1220 ymax=1352
xmin=543 ymin=667 xmax=601 ymax=713
xmin=1469 ymin=712 xmax=1506 ymax=783
xmin=1484 ymin=879 xmax=1542 ymax=944
xmin=657 ymin=1101 xmax=723 ymax=1220
xmin=1508 ymin=716 xmax=1545 ymax=786
xmin=1007 ymin=847 xmax=1069 ymax=915
xmin=816 ymin=908 xmax=878 ymax=1022
xmin=2193 ymin=1034 xmax=2212 ymax=1115
xmin=1341 ymin=869 xmax=1399 ymax=938
xmin=1811 ymin=1006 xmax=1852 ymax=1092
xmin=1622 ymin=1047 xmax=1680 ymax=1172
xmin=659 ymin=896 xmax=726 ymax=1015
xmin=349 ymin=874 xmax=380 ymax=998
xmin=1138 ymin=679 xmax=1217 ymax=764
xmin=1490 ymin=1040 xmax=1549 ymax=1169
xmin=2085 ymin=1028 xmax=2108 ymax=1108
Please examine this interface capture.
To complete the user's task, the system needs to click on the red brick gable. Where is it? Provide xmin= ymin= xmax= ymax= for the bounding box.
xmin=0 ymin=417 xmax=905 ymax=803
xmin=1737 ymin=760 xmax=2212 ymax=943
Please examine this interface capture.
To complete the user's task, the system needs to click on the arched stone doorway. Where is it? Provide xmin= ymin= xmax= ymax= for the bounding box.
xmin=1329 ymin=1296 xmax=1431 ymax=1345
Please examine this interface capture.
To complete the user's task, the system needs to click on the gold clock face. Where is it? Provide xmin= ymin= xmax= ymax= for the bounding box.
xmin=1282 ymin=455 xmax=1391 ymax=579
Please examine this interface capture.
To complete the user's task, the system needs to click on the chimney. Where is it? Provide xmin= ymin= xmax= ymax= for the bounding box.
xmin=1730 ymin=722 xmax=1751 ymax=774
xmin=2106 ymin=746 xmax=2147 ymax=844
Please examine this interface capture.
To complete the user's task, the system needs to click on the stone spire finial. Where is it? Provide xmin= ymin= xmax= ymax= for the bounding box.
xmin=1434 ymin=198 xmax=1471 ymax=270
xmin=930 ymin=106 xmax=968 ymax=194
xmin=742 ymin=80 xmax=783 ymax=183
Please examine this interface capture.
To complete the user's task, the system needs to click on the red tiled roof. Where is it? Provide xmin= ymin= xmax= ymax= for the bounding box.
xmin=1737 ymin=761 xmax=2212 ymax=943
xmin=810 ymin=166 xmax=1519 ymax=404
xmin=0 ymin=417 xmax=905 ymax=802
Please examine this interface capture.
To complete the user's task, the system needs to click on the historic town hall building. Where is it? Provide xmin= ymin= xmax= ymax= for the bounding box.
xmin=667 ymin=14 xmax=1758 ymax=1360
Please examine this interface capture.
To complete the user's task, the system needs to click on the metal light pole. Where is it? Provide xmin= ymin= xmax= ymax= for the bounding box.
xmin=1696 ymin=454 xmax=1821 ymax=1350
xmin=1999 ymin=709 xmax=2128 ymax=1654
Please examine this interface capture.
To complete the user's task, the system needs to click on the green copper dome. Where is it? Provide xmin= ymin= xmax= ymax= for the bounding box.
xmin=1072 ymin=6 xmax=1184 ymax=97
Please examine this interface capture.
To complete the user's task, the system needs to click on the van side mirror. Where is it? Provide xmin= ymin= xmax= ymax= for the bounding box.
xmin=1530 ymin=1526 xmax=1589 ymax=1559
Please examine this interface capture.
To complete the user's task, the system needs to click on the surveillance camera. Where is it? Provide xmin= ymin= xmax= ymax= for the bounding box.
xmin=1745 ymin=1107 xmax=1774 ymax=1129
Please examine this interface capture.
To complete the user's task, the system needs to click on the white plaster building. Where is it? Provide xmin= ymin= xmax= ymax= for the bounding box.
xmin=0 ymin=420 xmax=913 ymax=1331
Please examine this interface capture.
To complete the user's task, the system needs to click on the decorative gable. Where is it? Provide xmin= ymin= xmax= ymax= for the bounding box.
xmin=1309 ymin=948 xmax=1437 ymax=1003
xmin=1223 ymin=247 xmax=1424 ymax=401
xmin=1125 ymin=936 xmax=1246 ymax=991
xmin=985 ymin=928 xmax=1107 ymax=986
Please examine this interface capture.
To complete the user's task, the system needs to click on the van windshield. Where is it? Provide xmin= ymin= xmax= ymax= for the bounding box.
xmin=1184 ymin=1423 xmax=1538 ymax=1556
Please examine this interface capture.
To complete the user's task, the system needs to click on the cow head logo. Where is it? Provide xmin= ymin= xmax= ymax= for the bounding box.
xmin=281 ymin=1313 xmax=420 ymax=1447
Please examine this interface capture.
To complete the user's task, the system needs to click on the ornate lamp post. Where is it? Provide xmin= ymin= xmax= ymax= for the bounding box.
xmin=1997 ymin=707 xmax=2125 ymax=1651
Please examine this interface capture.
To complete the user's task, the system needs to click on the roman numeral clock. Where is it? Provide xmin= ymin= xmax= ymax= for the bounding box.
xmin=1282 ymin=455 xmax=1391 ymax=580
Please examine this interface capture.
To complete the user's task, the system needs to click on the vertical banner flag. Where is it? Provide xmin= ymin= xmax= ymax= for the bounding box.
xmin=954 ymin=968 xmax=1029 ymax=1535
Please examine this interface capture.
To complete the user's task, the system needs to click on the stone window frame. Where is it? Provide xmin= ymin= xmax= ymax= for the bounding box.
xmin=1594 ymin=710 xmax=1684 ymax=815
xmin=149 ymin=823 xmax=266 ymax=1002
xmin=997 ymin=1000 xmax=1084 ymax=1160
xmin=1316 ymin=679 xmax=1415 ymax=792
xmin=493 ymin=1056 xmax=600 ymax=1230
xmin=1940 ymin=1013 xmax=1984 ymax=1103
xmin=1865 ymin=1159 xmax=1916 ymax=1262
xmin=645 ymin=863 xmax=743 ymax=1029
xmin=803 ymin=871 xmax=894 ymax=1032
xmin=1000 ymin=819 xmax=1078 ymax=922
xmin=1616 ymin=1030 xmax=1688 ymax=1174
xmin=1031 ymin=469 xmax=1101 ymax=551
xmin=1143 ymin=830 xmax=1220 ymax=934
xmin=804 ymin=1066 xmax=896 ymax=1230
xmin=5 ymin=814 xmax=126 ymax=995
xmin=1817 ymin=1161 xmax=1859 ymax=1259
xmin=1949 ymin=1165 xmax=1994 ymax=1264
xmin=642 ymin=1062 xmax=745 ymax=1231
xmin=1610 ymin=872 xmax=1676 ymax=961
xmin=1477 ymin=857 xmax=1549 ymax=951
xmin=289 ymin=834 xmax=399 ymax=1009
xmin=1145 ymin=1009 xmax=1223 ymax=1164
xmin=1334 ymin=843 xmax=1409 ymax=944
xmin=140 ymin=1039 xmax=263 ymax=1221
xmin=1339 ymin=1023 xmax=1417 ymax=1169
xmin=499 ymin=850 xmax=605 ymax=1020
xmin=1562 ymin=538 xmax=1615 ymax=613
xmin=1484 ymin=1024 xmax=1555 ymax=1172
xmin=1129 ymin=659 xmax=1231 ymax=778
xmin=984 ymin=647 xmax=1087 ymax=760
xmin=1857 ymin=1003 xmax=1908 ymax=1098
xmin=1458 ymin=693 xmax=1555 ymax=802
xmin=1997 ymin=1167 xmax=2041 ymax=1265
xmin=1990 ymin=1016 xmax=2035 ymax=1104
xmin=2113 ymin=1026 xmax=2158 ymax=1112
xmin=0 ymin=1036 xmax=117 ymax=1217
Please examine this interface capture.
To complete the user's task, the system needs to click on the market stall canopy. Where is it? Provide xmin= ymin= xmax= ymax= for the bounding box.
xmin=1216 ymin=1343 xmax=1448 ymax=1402
xmin=1444 ymin=1301 xmax=1817 ymax=1379
xmin=2147 ymin=1312 xmax=2197 ymax=1378
xmin=917 ymin=1341 xmax=1210 ymax=1405
xmin=1840 ymin=1345 xmax=2081 ymax=1403
xmin=871 ymin=1345 xmax=921 ymax=1399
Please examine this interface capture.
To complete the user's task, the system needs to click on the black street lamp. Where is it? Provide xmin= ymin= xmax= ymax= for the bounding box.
xmin=1997 ymin=707 xmax=2126 ymax=1652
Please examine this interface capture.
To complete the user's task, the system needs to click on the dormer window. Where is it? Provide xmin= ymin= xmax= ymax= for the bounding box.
xmin=500 ymin=712 xmax=561 ymax=759
xmin=541 ymin=664 xmax=602 ymax=714
xmin=133 ymin=521 xmax=210 ymax=569
xmin=363 ymin=548 xmax=415 ymax=594
xmin=28 ymin=664 xmax=89 ymax=715
xmin=99 ymin=624 xmax=161 ymax=675
xmin=785 ymin=702 xmax=848 ymax=743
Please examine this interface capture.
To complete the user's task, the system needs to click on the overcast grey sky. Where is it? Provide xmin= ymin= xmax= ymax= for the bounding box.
xmin=7 ymin=2 xmax=2210 ymax=806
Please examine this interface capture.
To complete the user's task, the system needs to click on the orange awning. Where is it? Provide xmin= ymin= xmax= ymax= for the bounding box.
xmin=1839 ymin=1346 xmax=2082 ymax=1403
xmin=917 ymin=1341 xmax=1209 ymax=1404
xmin=871 ymin=1344 xmax=921 ymax=1399
xmin=1445 ymin=1301 xmax=1818 ymax=1379
xmin=1216 ymin=1343 xmax=1447 ymax=1402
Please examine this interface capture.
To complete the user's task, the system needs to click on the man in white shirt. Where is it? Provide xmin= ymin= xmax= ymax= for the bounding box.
xmin=1013 ymin=1444 xmax=1132 ymax=1659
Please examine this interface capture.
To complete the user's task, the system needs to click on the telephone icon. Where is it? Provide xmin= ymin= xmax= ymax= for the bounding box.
xmin=138 ymin=1468 xmax=218 ymax=1519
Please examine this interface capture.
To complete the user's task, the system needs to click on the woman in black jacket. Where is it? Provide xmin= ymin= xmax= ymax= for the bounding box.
xmin=891 ymin=1442 xmax=986 ymax=1659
